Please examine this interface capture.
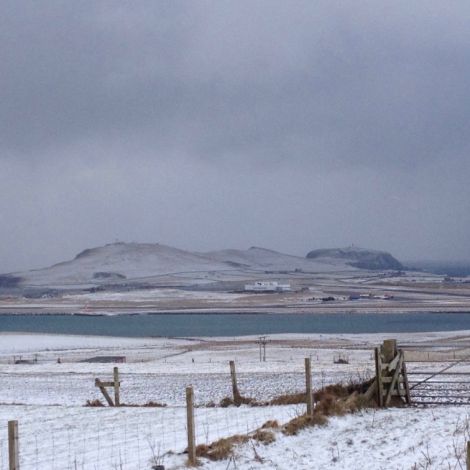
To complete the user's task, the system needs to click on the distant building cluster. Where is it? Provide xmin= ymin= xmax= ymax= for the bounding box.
xmin=244 ymin=281 xmax=291 ymax=292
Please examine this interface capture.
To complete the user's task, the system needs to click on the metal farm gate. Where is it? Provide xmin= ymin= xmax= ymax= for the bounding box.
xmin=399 ymin=339 xmax=470 ymax=405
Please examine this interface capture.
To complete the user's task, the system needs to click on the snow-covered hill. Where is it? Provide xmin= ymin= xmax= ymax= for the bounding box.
xmin=307 ymin=246 xmax=404 ymax=270
xmin=13 ymin=242 xmax=233 ymax=287
xmin=4 ymin=242 xmax=405 ymax=290
xmin=204 ymin=246 xmax=353 ymax=272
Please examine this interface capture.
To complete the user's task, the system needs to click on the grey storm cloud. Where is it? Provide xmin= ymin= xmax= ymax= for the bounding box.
xmin=1 ymin=1 xmax=470 ymax=271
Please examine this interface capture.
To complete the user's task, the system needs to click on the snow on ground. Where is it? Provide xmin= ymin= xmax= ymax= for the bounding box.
xmin=0 ymin=333 xmax=374 ymax=407
xmin=1 ymin=331 xmax=470 ymax=469
xmin=0 ymin=333 xmax=186 ymax=356
xmin=199 ymin=406 xmax=470 ymax=470
xmin=0 ymin=404 xmax=302 ymax=470
xmin=66 ymin=289 xmax=249 ymax=302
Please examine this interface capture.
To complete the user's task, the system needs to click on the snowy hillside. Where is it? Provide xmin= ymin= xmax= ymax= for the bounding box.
xmin=13 ymin=242 xmax=233 ymax=287
xmin=204 ymin=246 xmax=355 ymax=273
xmin=2 ymin=243 xmax=407 ymax=290
xmin=307 ymin=246 xmax=404 ymax=270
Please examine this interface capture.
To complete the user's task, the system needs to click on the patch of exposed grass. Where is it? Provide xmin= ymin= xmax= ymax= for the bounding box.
xmin=196 ymin=435 xmax=250 ymax=461
xmin=282 ymin=413 xmax=328 ymax=436
xmin=344 ymin=392 xmax=371 ymax=412
xmin=93 ymin=401 xmax=168 ymax=408
xmin=196 ymin=380 xmax=376 ymax=464
xmin=269 ymin=392 xmax=306 ymax=406
xmin=252 ymin=429 xmax=276 ymax=445
xmin=85 ymin=399 xmax=104 ymax=407
xmin=143 ymin=401 xmax=167 ymax=408
xmin=282 ymin=383 xmax=375 ymax=436
xmin=314 ymin=393 xmax=347 ymax=417
xmin=219 ymin=395 xmax=255 ymax=407
xmin=261 ymin=420 xmax=279 ymax=429
xmin=313 ymin=379 xmax=375 ymax=402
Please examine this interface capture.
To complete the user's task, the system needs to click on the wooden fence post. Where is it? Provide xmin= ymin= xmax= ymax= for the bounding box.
xmin=230 ymin=361 xmax=241 ymax=401
xmin=229 ymin=361 xmax=241 ymax=403
xmin=374 ymin=347 xmax=384 ymax=407
xmin=305 ymin=357 xmax=313 ymax=416
xmin=113 ymin=367 xmax=120 ymax=406
xmin=8 ymin=420 xmax=19 ymax=470
xmin=467 ymin=441 xmax=470 ymax=470
xmin=186 ymin=386 xmax=196 ymax=466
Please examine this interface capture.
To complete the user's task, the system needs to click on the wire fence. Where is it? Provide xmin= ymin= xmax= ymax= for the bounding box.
xmin=0 ymin=401 xmax=302 ymax=470
xmin=0 ymin=353 xmax=374 ymax=469
xmin=0 ymin=369 xmax=362 ymax=407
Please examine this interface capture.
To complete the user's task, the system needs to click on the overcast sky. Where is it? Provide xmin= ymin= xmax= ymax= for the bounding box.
xmin=1 ymin=1 xmax=470 ymax=272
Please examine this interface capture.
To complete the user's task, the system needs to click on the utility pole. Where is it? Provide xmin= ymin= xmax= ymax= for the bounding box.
xmin=258 ymin=336 xmax=268 ymax=362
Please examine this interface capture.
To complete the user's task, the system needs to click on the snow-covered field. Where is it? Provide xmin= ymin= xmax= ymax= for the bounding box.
xmin=66 ymin=289 xmax=249 ymax=302
xmin=197 ymin=406 xmax=470 ymax=470
xmin=0 ymin=404 xmax=301 ymax=470
xmin=0 ymin=331 xmax=470 ymax=469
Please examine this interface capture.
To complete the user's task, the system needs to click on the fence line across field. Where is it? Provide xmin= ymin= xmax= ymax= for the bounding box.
xmin=0 ymin=345 xmax=393 ymax=470
xmin=5 ymin=339 xmax=469 ymax=469
xmin=0 ymin=358 xmax=313 ymax=470
xmin=1 ymin=403 xmax=302 ymax=470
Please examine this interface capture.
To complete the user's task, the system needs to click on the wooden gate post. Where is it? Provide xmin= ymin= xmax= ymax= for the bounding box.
xmin=113 ymin=367 xmax=120 ymax=406
xmin=229 ymin=361 xmax=241 ymax=403
xmin=186 ymin=386 xmax=196 ymax=466
xmin=382 ymin=339 xmax=397 ymax=363
xmin=305 ymin=358 xmax=313 ymax=416
xmin=384 ymin=350 xmax=404 ymax=406
xmin=8 ymin=420 xmax=19 ymax=470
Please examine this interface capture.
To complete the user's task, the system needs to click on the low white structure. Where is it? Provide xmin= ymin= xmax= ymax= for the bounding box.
xmin=244 ymin=281 xmax=291 ymax=292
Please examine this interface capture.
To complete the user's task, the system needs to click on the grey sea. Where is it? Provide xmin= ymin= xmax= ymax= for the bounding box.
xmin=1 ymin=312 xmax=470 ymax=337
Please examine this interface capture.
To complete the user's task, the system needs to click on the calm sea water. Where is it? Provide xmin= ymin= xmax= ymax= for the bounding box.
xmin=408 ymin=261 xmax=470 ymax=277
xmin=1 ymin=312 xmax=470 ymax=337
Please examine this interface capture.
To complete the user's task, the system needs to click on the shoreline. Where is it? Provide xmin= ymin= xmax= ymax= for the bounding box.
xmin=2 ymin=305 xmax=470 ymax=315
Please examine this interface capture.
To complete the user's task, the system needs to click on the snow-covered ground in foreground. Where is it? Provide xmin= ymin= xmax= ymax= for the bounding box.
xmin=199 ymin=406 xmax=470 ymax=470
xmin=1 ymin=331 xmax=470 ymax=469
xmin=0 ymin=404 xmax=302 ymax=470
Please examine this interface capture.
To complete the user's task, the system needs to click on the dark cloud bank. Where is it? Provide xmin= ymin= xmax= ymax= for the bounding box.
xmin=1 ymin=1 xmax=469 ymax=272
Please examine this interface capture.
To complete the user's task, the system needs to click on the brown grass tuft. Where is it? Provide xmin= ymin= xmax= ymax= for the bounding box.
xmin=282 ymin=413 xmax=327 ymax=436
xmin=85 ymin=399 xmax=104 ymax=407
xmin=196 ymin=435 xmax=249 ymax=460
xmin=219 ymin=396 xmax=255 ymax=407
xmin=261 ymin=420 xmax=279 ymax=429
xmin=143 ymin=401 xmax=167 ymax=408
xmin=344 ymin=392 xmax=371 ymax=412
xmin=314 ymin=384 xmax=348 ymax=402
xmin=269 ymin=392 xmax=306 ymax=406
xmin=252 ymin=429 xmax=276 ymax=445
xmin=314 ymin=393 xmax=346 ymax=417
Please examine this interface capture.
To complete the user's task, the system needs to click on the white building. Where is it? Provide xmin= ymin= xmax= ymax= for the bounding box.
xmin=244 ymin=281 xmax=291 ymax=292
